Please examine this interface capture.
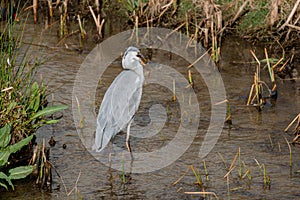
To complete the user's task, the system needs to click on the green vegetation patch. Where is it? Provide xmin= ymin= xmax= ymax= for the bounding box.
xmin=237 ymin=7 xmax=269 ymax=33
xmin=236 ymin=0 xmax=270 ymax=33
xmin=0 ymin=13 xmax=67 ymax=190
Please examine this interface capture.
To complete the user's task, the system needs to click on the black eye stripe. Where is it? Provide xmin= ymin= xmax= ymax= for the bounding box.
xmin=123 ymin=51 xmax=128 ymax=58
xmin=122 ymin=48 xmax=143 ymax=59
xmin=123 ymin=50 xmax=140 ymax=59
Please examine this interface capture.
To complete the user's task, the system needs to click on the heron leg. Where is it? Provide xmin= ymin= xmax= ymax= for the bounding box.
xmin=108 ymin=140 xmax=112 ymax=163
xmin=126 ymin=119 xmax=133 ymax=152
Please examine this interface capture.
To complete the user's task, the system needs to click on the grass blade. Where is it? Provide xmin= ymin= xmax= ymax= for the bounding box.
xmin=31 ymin=105 xmax=68 ymax=120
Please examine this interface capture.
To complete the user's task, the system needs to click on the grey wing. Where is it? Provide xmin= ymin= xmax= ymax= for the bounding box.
xmin=94 ymin=70 xmax=143 ymax=152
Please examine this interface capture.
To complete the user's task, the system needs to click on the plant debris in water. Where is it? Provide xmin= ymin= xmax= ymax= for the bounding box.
xmin=0 ymin=2 xmax=67 ymax=190
xmin=10 ymin=0 xmax=299 ymax=63
xmin=285 ymin=113 xmax=300 ymax=144
xmin=1 ymin=0 xmax=298 ymax=197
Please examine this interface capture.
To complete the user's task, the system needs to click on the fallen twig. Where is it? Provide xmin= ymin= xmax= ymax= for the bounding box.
xmin=279 ymin=0 xmax=300 ymax=30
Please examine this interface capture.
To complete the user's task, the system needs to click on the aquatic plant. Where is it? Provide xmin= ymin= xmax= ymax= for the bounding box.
xmin=285 ymin=113 xmax=300 ymax=144
xmin=173 ymin=148 xmax=267 ymax=198
xmin=13 ymin=0 xmax=300 ymax=65
xmin=254 ymin=159 xmax=271 ymax=189
xmin=0 ymin=6 xmax=67 ymax=190
xmin=173 ymin=164 xmax=218 ymax=199
xmin=247 ymin=49 xmax=279 ymax=111
xmin=0 ymin=123 xmax=34 ymax=190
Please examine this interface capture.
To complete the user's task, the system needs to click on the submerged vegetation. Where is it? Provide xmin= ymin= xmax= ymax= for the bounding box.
xmin=173 ymin=147 xmax=274 ymax=199
xmin=0 ymin=0 xmax=298 ymax=197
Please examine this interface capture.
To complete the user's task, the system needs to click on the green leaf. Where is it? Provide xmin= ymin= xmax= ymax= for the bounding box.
xmin=10 ymin=134 xmax=34 ymax=154
xmin=28 ymin=82 xmax=41 ymax=112
xmin=0 ymin=172 xmax=14 ymax=190
xmin=34 ymin=95 xmax=40 ymax=112
xmin=45 ymin=119 xmax=60 ymax=124
xmin=39 ymin=160 xmax=44 ymax=179
xmin=0 ymin=148 xmax=11 ymax=167
xmin=32 ymin=119 xmax=60 ymax=129
xmin=29 ymin=93 xmax=40 ymax=112
xmin=7 ymin=101 xmax=17 ymax=113
xmin=0 ymin=181 xmax=8 ymax=190
xmin=0 ymin=123 xmax=12 ymax=148
xmin=31 ymin=105 xmax=68 ymax=120
xmin=9 ymin=165 xmax=33 ymax=180
xmin=31 ymin=82 xmax=39 ymax=94
xmin=0 ymin=172 xmax=9 ymax=179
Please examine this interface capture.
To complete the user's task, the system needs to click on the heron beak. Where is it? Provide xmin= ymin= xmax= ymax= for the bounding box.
xmin=137 ymin=53 xmax=147 ymax=66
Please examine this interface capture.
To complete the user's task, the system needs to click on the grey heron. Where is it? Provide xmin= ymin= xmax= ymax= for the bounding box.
xmin=94 ymin=46 xmax=146 ymax=152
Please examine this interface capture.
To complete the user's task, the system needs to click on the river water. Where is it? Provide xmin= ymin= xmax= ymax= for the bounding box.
xmin=1 ymin=17 xmax=300 ymax=200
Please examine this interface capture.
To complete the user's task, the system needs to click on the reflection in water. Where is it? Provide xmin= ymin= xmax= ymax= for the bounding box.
xmin=2 ymin=23 xmax=300 ymax=200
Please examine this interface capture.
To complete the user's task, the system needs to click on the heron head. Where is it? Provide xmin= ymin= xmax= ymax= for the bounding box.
xmin=122 ymin=46 xmax=146 ymax=70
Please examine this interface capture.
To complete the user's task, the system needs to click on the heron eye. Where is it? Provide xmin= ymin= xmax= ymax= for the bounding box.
xmin=136 ymin=53 xmax=144 ymax=59
xmin=136 ymin=53 xmax=147 ymax=65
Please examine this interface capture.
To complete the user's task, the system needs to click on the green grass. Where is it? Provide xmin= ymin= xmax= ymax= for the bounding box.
xmin=237 ymin=8 xmax=269 ymax=32
xmin=0 ymin=8 xmax=67 ymax=190
xmin=178 ymin=0 xmax=195 ymax=18
xmin=237 ymin=0 xmax=269 ymax=33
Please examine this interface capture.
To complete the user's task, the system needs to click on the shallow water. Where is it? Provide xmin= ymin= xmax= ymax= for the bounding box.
xmin=1 ymin=19 xmax=300 ymax=200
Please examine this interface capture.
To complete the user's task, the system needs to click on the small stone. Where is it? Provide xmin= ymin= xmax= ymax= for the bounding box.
xmin=48 ymin=136 xmax=56 ymax=147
